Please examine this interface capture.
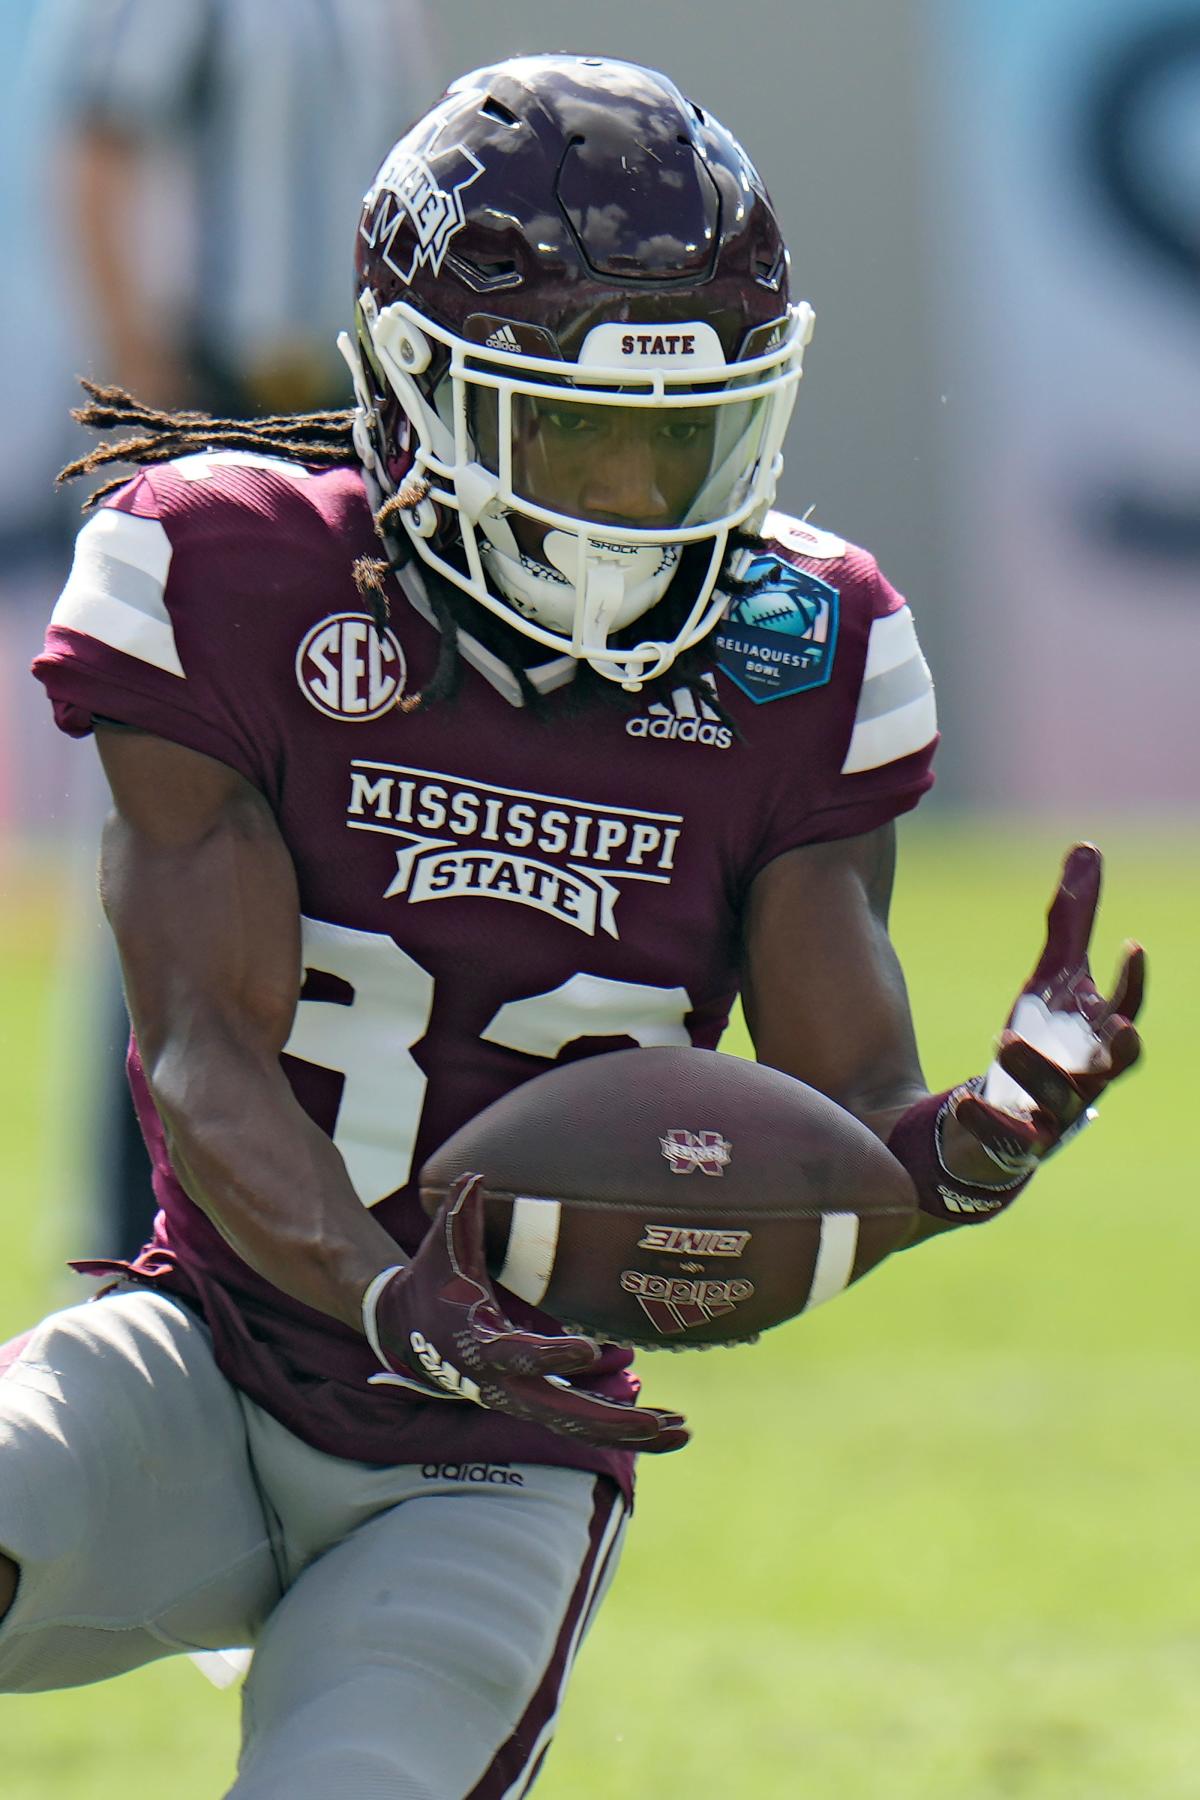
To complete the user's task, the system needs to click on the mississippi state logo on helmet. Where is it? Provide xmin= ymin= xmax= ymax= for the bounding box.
xmin=361 ymin=128 xmax=485 ymax=286
xmin=340 ymin=54 xmax=814 ymax=692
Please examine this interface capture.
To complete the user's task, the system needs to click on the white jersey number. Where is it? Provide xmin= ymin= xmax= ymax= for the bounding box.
xmin=283 ymin=917 xmax=693 ymax=1206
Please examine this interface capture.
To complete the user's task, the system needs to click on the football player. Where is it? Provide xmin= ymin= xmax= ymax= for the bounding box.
xmin=4 ymin=55 xmax=1142 ymax=1799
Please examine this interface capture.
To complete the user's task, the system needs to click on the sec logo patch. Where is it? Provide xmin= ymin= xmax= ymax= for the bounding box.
xmin=296 ymin=613 xmax=406 ymax=721
xmin=715 ymin=557 xmax=839 ymax=703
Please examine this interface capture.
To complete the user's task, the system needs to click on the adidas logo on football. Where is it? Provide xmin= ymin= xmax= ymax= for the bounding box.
xmin=484 ymin=324 xmax=522 ymax=352
xmin=626 ymin=678 xmax=733 ymax=749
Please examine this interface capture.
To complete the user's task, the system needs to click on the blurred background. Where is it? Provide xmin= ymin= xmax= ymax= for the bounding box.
xmin=1 ymin=2 xmax=1197 ymax=1795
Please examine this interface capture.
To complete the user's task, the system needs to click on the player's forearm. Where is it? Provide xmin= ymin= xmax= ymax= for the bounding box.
xmin=144 ymin=1032 xmax=402 ymax=1332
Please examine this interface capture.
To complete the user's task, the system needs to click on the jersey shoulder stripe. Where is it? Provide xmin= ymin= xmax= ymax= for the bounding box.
xmin=49 ymin=507 xmax=182 ymax=677
xmin=841 ymin=604 xmax=937 ymax=774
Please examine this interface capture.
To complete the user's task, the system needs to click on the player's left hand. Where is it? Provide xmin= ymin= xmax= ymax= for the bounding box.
xmin=948 ymin=842 xmax=1144 ymax=1179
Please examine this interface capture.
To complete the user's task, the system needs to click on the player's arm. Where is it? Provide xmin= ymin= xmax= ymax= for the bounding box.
xmin=742 ymin=825 xmax=1143 ymax=1244
xmin=95 ymin=723 xmax=406 ymax=1327
xmin=742 ymin=821 xmax=930 ymax=1145
xmin=95 ymin=725 xmax=686 ymax=1450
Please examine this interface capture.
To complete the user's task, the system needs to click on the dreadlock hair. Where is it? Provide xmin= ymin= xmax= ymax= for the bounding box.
xmin=59 ymin=380 xmax=358 ymax=506
xmin=59 ymin=378 xmax=408 ymax=636
xmin=60 ymin=380 xmax=771 ymax=732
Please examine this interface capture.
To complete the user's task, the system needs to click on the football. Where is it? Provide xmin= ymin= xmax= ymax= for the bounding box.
xmin=419 ymin=1047 xmax=917 ymax=1349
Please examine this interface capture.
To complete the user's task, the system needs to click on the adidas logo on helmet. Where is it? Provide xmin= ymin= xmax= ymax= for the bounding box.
xmin=626 ymin=676 xmax=733 ymax=749
xmin=484 ymin=323 xmax=522 ymax=352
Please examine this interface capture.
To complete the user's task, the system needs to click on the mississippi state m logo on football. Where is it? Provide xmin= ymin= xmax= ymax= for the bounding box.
xmin=660 ymin=1129 xmax=732 ymax=1176
xmin=296 ymin=614 xmax=407 ymax=721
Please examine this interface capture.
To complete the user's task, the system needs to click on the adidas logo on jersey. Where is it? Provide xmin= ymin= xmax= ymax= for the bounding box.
xmin=626 ymin=678 xmax=732 ymax=749
xmin=484 ymin=323 xmax=522 ymax=352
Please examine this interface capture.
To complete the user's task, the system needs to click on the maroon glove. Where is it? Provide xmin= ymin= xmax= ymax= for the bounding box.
xmin=362 ymin=1172 xmax=690 ymax=1453
xmin=890 ymin=843 xmax=1144 ymax=1222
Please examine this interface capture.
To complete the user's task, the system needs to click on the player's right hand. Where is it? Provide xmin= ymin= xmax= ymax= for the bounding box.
xmin=362 ymin=1173 xmax=690 ymax=1454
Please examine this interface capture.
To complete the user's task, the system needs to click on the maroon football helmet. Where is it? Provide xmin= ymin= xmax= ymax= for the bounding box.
xmin=341 ymin=54 xmax=814 ymax=689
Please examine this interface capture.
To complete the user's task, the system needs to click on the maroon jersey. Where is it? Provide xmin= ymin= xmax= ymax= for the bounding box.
xmin=33 ymin=452 xmax=937 ymax=1493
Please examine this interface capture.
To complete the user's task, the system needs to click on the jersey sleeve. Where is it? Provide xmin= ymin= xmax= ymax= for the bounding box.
xmin=747 ymin=548 xmax=938 ymax=871
xmin=32 ymin=472 xmax=271 ymax=793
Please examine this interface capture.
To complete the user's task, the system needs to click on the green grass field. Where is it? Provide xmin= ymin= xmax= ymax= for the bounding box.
xmin=2 ymin=822 xmax=1196 ymax=1798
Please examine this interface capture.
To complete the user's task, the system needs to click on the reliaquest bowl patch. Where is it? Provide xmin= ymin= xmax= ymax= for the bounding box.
xmin=715 ymin=556 xmax=839 ymax=703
